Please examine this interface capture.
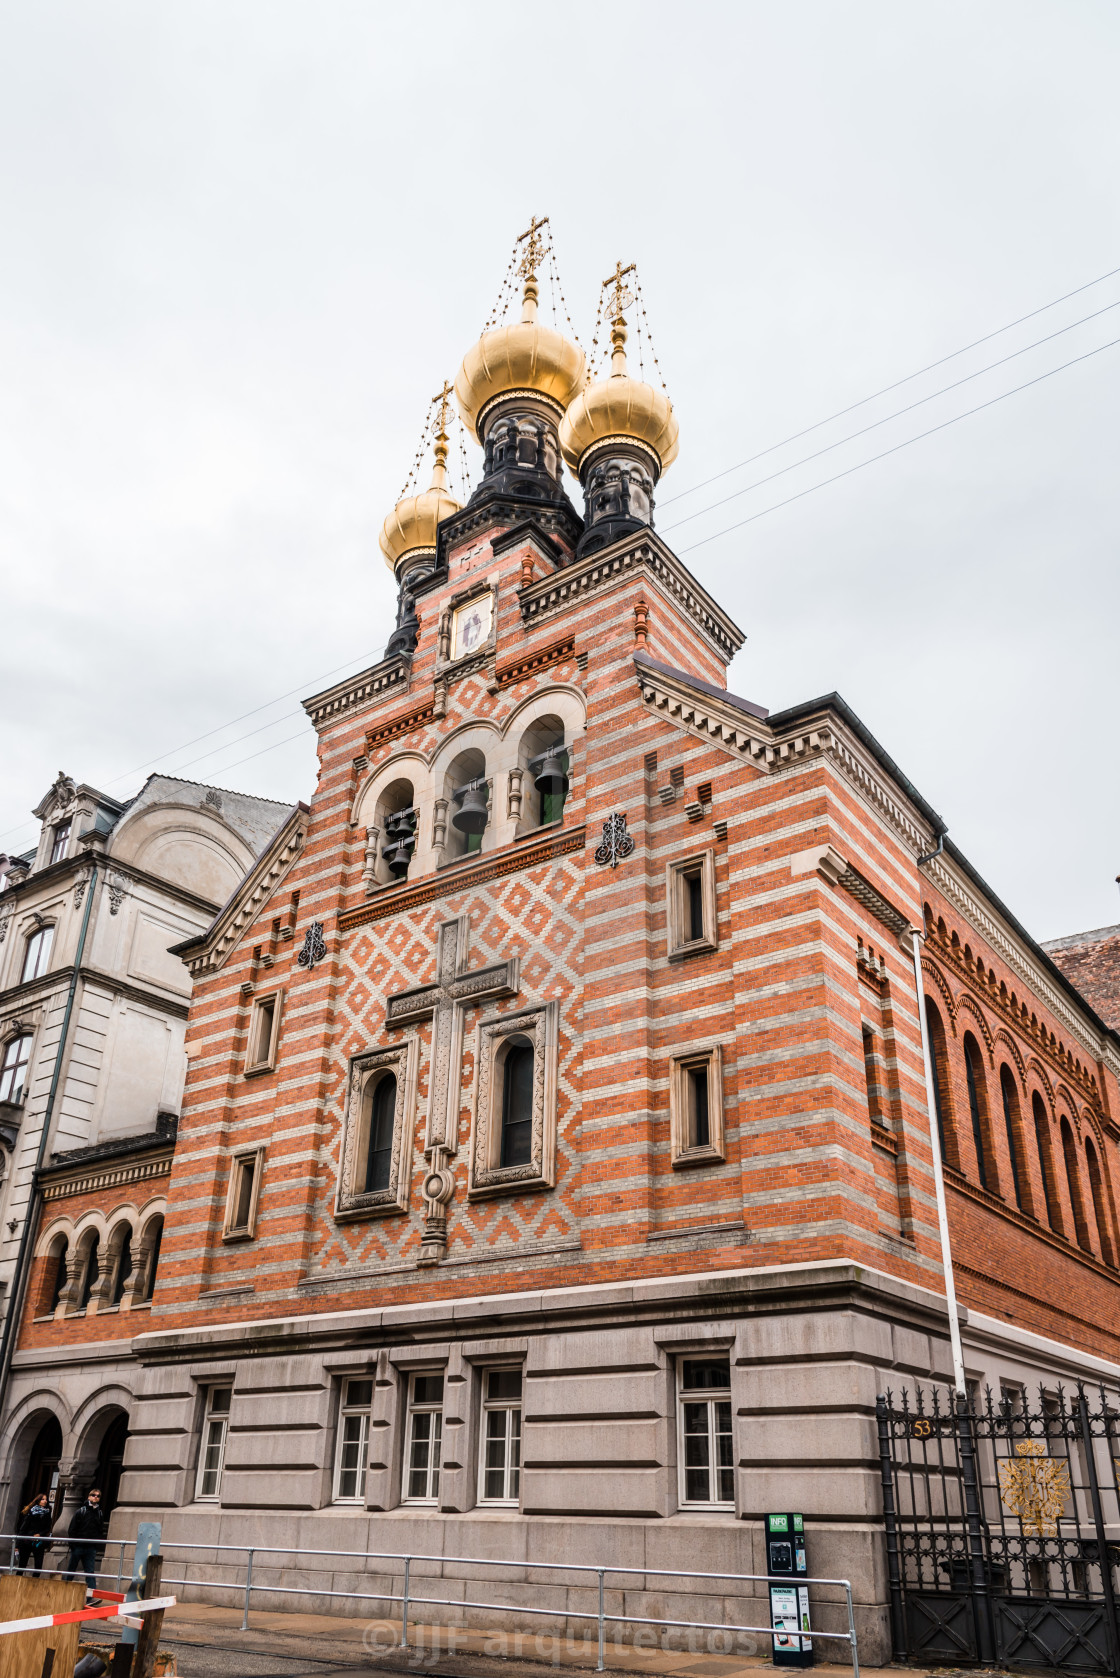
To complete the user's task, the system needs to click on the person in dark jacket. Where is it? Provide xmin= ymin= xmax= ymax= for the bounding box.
xmin=15 ymin=1493 xmax=52 ymax=1572
xmin=64 ymin=1488 xmax=106 ymax=1595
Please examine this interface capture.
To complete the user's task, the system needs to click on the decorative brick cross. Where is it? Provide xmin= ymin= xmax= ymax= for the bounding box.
xmin=386 ymin=914 xmax=519 ymax=1263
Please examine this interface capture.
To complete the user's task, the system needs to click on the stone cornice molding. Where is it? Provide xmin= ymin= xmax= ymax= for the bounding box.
xmin=638 ymin=664 xmax=930 ymax=857
xmin=303 ymin=655 xmax=412 ymax=732
xmin=40 ymin=1153 xmax=172 ymax=1202
xmin=173 ymin=807 xmax=308 ymax=978
xmin=926 ymin=853 xmax=1120 ymax=1083
xmin=520 ymin=531 xmax=745 ymax=663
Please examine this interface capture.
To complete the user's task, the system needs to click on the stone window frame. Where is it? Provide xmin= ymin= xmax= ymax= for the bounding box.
xmin=244 ymin=990 xmax=283 ymax=1075
xmin=675 ymin=1351 xmax=736 ymax=1512
xmin=468 ymin=1001 xmax=558 ymax=1200
xmin=441 ymin=583 xmax=498 ymax=674
xmin=400 ymin=1369 xmax=446 ymax=1507
xmin=222 ymin=1145 xmax=265 ymax=1242
xmin=332 ymin=1374 xmax=375 ymax=1506
xmin=335 ymin=1039 xmax=417 ymax=1221
xmin=665 ymin=849 xmax=718 ymax=959
xmin=668 ymin=1043 xmax=726 ymax=1168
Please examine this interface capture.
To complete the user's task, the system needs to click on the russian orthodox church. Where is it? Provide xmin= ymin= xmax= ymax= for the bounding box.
xmin=3 ymin=223 xmax=1118 ymax=1661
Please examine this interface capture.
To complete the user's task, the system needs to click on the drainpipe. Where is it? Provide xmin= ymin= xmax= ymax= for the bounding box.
xmin=0 ymin=863 xmax=99 ymax=1412
xmin=908 ymin=829 xmax=966 ymax=1396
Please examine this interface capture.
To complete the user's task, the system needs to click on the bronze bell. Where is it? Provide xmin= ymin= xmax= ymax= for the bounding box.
xmin=381 ymin=808 xmax=416 ymax=877
xmin=382 ymin=837 xmax=413 ymax=878
xmin=533 ymin=748 xmax=568 ymax=799
xmin=452 ymin=782 xmax=488 ymax=835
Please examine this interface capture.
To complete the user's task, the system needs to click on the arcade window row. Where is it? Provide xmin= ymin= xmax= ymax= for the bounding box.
xmin=35 ymin=1210 xmax=164 ymax=1319
xmin=193 ymin=1356 xmax=736 ymax=1512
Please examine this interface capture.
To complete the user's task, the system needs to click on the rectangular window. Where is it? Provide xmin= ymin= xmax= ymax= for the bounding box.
xmin=21 ymin=926 xmax=54 ymax=985
xmin=333 ymin=1378 xmax=373 ymax=1503
xmin=0 ymin=1033 xmax=32 ymax=1105
xmin=245 ymin=993 xmax=280 ymax=1073
xmin=666 ymin=852 xmax=717 ymax=958
xmin=196 ymin=1386 xmax=232 ymax=1501
xmin=479 ymin=1369 xmax=522 ymax=1505
xmin=669 ymin=1045 xmax=725 ymax=1167
xmin=49 ymin=822 xmax=72 ymax=865
xmin=678 ymin=1357 xmax=734 ymax=1509
xmin=403 ymin=1372 xmax=444 ymax=1504
xmin=224 ymin=1149 xmax=263 ymax=1240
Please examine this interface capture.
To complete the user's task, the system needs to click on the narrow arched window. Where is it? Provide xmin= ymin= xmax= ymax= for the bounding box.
xmin=21 ymin=926 xmax=53 ymax=985
xmin=363 ymin=1075 xmax=397 ymax=1194
xmin=1032 ymin=1094 xmax=1061 ymax=1232
xmin=138 ymin=1215 xmax=164 ymax=1303
xmin=111 ymin=1227 xmax=134 ymax=1305
xmin=1084 ymin=1139 xmax=1115 ymax=1267
xmin=962 ymin=1033 xmax=993 ymax=1192
xmin=1060 ymin=1118 xmax=1090 ymax=1250
xmin=998 ymin=1067 xmax=1025 ymax=1212
xmin=79 ymin=1234 xmax=100 ymax=1310
xmin=924 ymin=1002 xmax=952 ymax=1163
xmin=500 ymin=1037 xmax=534 ymax=1169
xmin=47 ymin=1238 xmax=69 ymax=1314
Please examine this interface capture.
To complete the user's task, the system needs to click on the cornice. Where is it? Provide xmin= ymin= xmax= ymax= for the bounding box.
xmin=173 ymin=807 xmax=308 ymax=978
xmin=637 ymin=663 xmax=929 ymax=856
xmin=437 ymin=491 xmax=582 ymax=570
xmin=364 ymin=701 xmax=436 ymax=754
xmin=303 ymin=655 xmax=412 ymax=732
xmin=40 ymin=1153 xmax=172 ymax=1202
xmin=926 ymin=853 xmax=1120 ymax=1083
xmin=338 ymin=824 xmax=585 ymax=932
xmin=520 ymin=531 xmax=745 ymax=663
xmin=947 ymin=1169 xmax=1120 ymax=1297
xmin=494 ymin=634 xmax=575 ymax=690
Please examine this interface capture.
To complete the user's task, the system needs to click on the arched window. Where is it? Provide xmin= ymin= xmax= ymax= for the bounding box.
xmin=137 ymin=1215 xmax=164 ymax=1304
xmin=374 ymin=779 xmax=417 ymax=885
xmin=110 ymin=1225 xmax=134 ymax=1306
xmin=499 ymin=1036 xmax=534 ymax=1168
xmin=445 ymin=750 xmax=488 ymax=859
xmin=363 ymin=1074 xmax=397 ymax=1194
xmin=21 ymin=926 xmax=53 ymax=985
xmin=1031 ymin=1094 xmax=1061 ymax=1232
xmin=0 ymin=1033 xmax=32 ymax=1105
xmin=519 ymin=716 xmax=570 ymax=831
xmin=1084 ymin=1138 xmax=1115 ymax=1268
xmin=44 ymin=1236 xmax=68 ymax=1315
xmin=1060 ymin=1118 xmax=1091 ymax=1251
xmin=962 ymin=1033 xmax=994 ymax=1193
xmin=923 ymin=1001 xmax=953 ymax=1164
xmin=78 ymin=1233 xmax=100 ymax=1310
xmin=998 ymin=1066 xmax=1026 ymax=1212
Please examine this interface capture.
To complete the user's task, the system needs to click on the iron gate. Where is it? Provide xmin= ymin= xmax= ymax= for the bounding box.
xmin=878 ymin=1385 xmax=1120 ymax=1674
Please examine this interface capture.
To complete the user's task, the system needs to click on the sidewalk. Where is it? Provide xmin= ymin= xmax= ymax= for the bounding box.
xmin=78 ymin=1598 xmax=911 ymax=1678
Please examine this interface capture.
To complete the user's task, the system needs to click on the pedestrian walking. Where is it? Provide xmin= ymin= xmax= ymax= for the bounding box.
xmin=64 ymin=1487 xmax=106 ymax=1597
xmin=15 ymin=1492 xmax=53 ymax=1572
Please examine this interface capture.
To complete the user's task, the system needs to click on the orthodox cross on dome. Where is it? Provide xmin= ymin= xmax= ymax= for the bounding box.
xmin=386 ymin=914 xmax=520 ymax=1264
xmin=603 ymin=259 xmax=636 ymax=323
xmin=429 ymin=379 xmax=453 ymax=489
xmin=516 ymin=213 xmax=550 ymax=281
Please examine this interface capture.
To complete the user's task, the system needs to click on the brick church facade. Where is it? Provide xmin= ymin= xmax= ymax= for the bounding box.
xmin=3 ymin=234 xmax=1119 ymax=1660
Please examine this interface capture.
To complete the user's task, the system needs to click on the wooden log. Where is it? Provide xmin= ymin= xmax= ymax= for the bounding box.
xmin=131 ymin=1554 xmax=164 ymax=1678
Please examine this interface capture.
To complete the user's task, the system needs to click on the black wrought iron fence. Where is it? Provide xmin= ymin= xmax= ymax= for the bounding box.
xmin=877 ymin=1383 xmax=1120 ymax=1675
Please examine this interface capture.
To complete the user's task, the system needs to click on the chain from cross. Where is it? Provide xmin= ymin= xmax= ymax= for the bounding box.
xmin=602 ymin=260 xmax=636 ymax=322
xmin=516 ymin=214 xmax=550 ymax=281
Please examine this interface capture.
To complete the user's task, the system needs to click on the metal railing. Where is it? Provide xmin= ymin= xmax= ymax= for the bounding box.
xmin=0 ymin=1532 xmax=861 ymax=1674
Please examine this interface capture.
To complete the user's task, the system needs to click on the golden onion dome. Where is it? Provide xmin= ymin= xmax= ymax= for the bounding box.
xmin=379 ymin=400 xmax=463 ymax=574
xmin=455 ymin=275 xmax=587 ymax=439
xmin=559 ymin=316 xmax=679 ymax=477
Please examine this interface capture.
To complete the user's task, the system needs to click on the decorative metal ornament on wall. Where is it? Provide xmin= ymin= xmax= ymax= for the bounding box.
xmin=593 ymin=812 xmax=635 ymax=869
xmin=297 ymin=920 xmax=328 ymax=970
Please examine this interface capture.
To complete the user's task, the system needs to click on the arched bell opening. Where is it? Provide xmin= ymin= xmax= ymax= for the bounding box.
xmin=518 ymin=715 xmax=570 ymax=832
xmin=443 ymin=749 xmax=489 ymax=861
xmin=373 ymin=778 xmax=418 ymax=886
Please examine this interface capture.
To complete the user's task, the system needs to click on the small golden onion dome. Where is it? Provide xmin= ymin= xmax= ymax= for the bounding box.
xmin=559 ymin=317 xmax=679 ymax=476
xmin=379 ymin=413 xmax=462 ymax=573
xmin=455 ymin=275 xmax=587 ymax=439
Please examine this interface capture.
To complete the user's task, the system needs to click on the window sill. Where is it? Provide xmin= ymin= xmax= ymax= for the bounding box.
xmin=671 ymin=1145 xmax=726 ymax=1171
xmin=222 ymin=1228 xmax=254 ymax=1244
xmin=514 ymin=819 xmax=564 ymax=844
xmin=243 ymin=1062 xmax=277 ymax=1079
xmin=668 ymin=938 xmax=718 ymax=963
xmin=334 ymin=1195 xmax=409 ymax=1222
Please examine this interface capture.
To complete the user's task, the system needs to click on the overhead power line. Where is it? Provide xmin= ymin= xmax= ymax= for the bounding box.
xmin=662 ymin=295 xmax=1120 ymax=535
xmin=660 ymin=260 xmax=1120 ymax=508
xmin=677 ymin=332 xmax=1120 ymax=554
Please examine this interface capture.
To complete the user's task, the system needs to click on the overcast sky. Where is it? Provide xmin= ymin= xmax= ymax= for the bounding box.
xmin=2 ymin=1 xmax=1117 ymax=943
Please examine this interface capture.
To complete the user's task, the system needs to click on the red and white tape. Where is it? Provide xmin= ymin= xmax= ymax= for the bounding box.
xmin=0 ymin=1592 xmax=175 ymax=1636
